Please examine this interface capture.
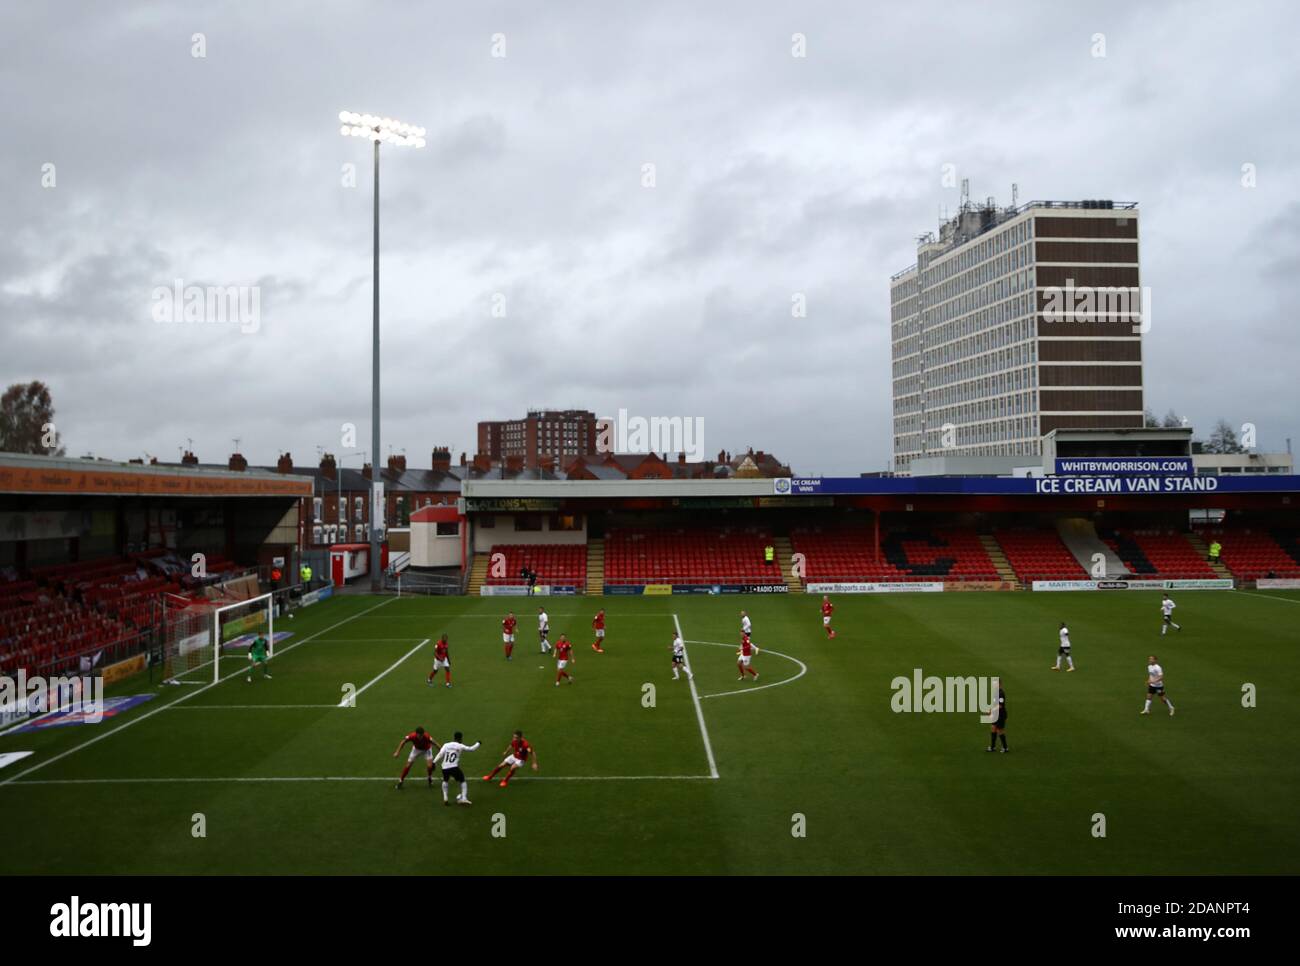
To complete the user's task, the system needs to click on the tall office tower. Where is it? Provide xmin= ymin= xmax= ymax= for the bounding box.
xmin=889 ymin=198 xmax=1142 ymax=473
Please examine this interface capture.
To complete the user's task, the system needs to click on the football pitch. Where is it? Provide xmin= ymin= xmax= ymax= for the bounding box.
xmin=2 ymin=590 xmax=1298 ymax=875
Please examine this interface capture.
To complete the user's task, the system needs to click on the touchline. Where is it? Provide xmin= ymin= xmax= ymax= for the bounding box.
xmin=49 ymin=896 xmax=151 ymax=946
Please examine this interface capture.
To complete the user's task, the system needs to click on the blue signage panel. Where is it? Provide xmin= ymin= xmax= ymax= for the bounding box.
xmin=784 ymin=476 xmax=1300 ymax=496
xmin=1054 ymin=457 xmax=1193 ymax=476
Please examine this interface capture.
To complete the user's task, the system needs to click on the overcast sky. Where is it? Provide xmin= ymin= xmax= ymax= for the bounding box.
xmin=2 ymin=1 xmax=1297 ymax=476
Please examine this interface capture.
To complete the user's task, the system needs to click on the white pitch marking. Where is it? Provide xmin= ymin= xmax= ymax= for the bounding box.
xmin=4 ymin=774 xmax=715 ymax=786
xmin=673 ymin=613 xmax=719 ymax=779
xmin=684 ymin=640 xmax=809 ymax=700
xmin=0 ymin=596 xmax=400 ymax=786
xmin=311 ymin=637 xmax=442 ymax=643
xmin=1235 ymin=591 xmax=1300 ymax=606
xmin=169 ymin=704 xmax=339 ymax=710
xmin=341 ymin=638 xmax=429 ymax=706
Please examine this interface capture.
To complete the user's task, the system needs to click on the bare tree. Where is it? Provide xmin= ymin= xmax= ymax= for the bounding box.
xmin=1202 ymin=419 xmax=1244 ymax=454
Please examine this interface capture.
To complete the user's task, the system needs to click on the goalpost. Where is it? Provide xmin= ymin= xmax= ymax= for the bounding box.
xmin=160 ymin=591 xmax=276 ymax=685
xmin=212 ymin=592 xmax=275 ymax=684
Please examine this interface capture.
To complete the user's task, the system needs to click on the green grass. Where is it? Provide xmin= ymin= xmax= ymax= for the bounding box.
xmin=2 ymin=589 xmax=1299 ymax=875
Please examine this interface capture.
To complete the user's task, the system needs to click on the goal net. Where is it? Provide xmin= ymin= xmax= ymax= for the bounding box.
xmin=212 ymin=592 xmax=275 ymax=684
xmin=160 ymin=592 xmax=274 ymax=685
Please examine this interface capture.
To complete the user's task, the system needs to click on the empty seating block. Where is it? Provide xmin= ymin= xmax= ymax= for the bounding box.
xmin=994 ymin=529 xmax=1087 ymax=583
xmin=0 ymin=550 xmax=233 ymax=677
xmin=604 ymin=528 xmax=775 ymax=585
xmin=1101 ymin=529 xmax=1216 ymax=580
xmin=1199 ymin=527 xmax=1300 ymax=581
xmin=790 ymin=527 xmax=998 ymax=582
xmin=484 ymin=544 xmax=587 ymax=586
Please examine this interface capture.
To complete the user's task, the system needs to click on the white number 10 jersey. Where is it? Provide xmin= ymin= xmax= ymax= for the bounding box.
xmin=434 ymin=741 xmax=480 ymax=768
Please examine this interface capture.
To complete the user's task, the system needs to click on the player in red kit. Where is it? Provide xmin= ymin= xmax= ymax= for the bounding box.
xmin=591 ymin=609 xmax=606 ymax=653
xmin=483 ymin=729 xmax=540 ymax=787
xmin=393 ymin=726 xmax=441 ymax=789
xmin=554 ymin=634 xmax=575 ymax=686
xmin=737 ymin=632 xmax=760 ymax=682
xmin=427 ymin=634 xmax=452 ymax=687
xmin=502 ymin=612 xmax=517 ymax=661
xmin=821 ymin=595 xmax=836 ymax=639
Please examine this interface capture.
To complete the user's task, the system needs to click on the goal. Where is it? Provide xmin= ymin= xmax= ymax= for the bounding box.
xmin=160 ymin=592 xmax=274 ymax=685
xmin=212 ymin=592 xmax=275 ymax=684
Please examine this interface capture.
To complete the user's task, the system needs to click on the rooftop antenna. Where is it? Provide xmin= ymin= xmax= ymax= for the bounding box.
xmin=960 ymin=178 xmax=970 ymax=208
xmin=232 ymin=437 xmax=241 ymax=453
xmin=1011 ymin=182 xmax=1019 ymax=206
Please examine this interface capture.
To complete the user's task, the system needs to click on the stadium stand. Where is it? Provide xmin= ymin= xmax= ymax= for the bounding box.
xmin=993 ymin=528 xmax=1089 ymax=583
xmin=1099 ymin=528 xmax=1216 ymax=579
xmin=1197 ymin=526 xmax=1300 ymax=581
xmin=604 ymin=527 xmax=776 ymax=585
xmin=0 ymin=549 xmax=247 ymax=677
xmin=790 ymin=527 xmax=999 ymax=582
xmin=0 ymin=589 xmax=136 ymax=677
xmin=484 ymin=544 xmax=587 ymax=587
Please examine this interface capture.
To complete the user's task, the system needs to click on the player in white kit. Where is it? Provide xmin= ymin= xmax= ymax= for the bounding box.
xmin=1051 ymin=622 xmax=1075 ymax=671
xmin=1160 ymin=594 xmax=1182 ymax=635
xmin=537 ymin=607 xmax=552 ymax=653
xmin=432 ymin=731 xmax=481 ymax=805
xmin=740 ymin=611 xmax=752 ymax=636
xmin=670 ymin=632 xmax=693 ymax=681
xmin=1141 ymin=656 xmax=1176 ymax=716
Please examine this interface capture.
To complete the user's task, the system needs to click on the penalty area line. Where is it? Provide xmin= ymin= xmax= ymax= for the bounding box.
xmin=168 ymin=704 xmax=340 ymax=710
xmin=340 ymin=638 xmax=429 ymax=706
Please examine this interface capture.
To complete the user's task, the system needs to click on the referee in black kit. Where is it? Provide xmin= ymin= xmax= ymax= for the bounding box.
xmin=987 ymin=681 xmax=1008 ymax=753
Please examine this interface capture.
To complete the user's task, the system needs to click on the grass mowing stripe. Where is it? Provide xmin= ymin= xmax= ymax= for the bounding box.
xmin=7 ymin=774 xmax=715 ymax=785
xmin=674 ymin=612 xmax=719 ymax=779
xmin=341 ymin=638 xmax=429 ymax=706
xmin=6 ymin=592 xmax=1296 ymax=874
xmin=0 ymin=596 xmax=398 ymax=786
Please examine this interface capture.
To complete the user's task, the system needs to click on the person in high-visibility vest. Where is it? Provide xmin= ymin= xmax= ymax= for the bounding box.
xmin=1208 ymin=541 xmax=1222 ymax=566
xmin=764 ymin=545 xmax=775 ymax=567
xmin=300 ymin=564 xmax=313 ymax=586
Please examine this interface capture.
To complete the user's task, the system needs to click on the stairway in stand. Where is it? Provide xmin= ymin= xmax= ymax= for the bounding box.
xmin=773 ymin=536 xmax=803 ymax=593
xmin=586 ymin=540 xmax=605 ymax=596
xmin=1184 ymin=531 xmax=1232 ymax=580
xmin=980 ymin=534 xmax=1021 ymax=589
xmin=465 ymin=553 xmax=488 ymax=595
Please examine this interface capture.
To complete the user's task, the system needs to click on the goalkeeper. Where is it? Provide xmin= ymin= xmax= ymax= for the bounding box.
xmin=247 ymin=633 xmax=273 ymax=683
